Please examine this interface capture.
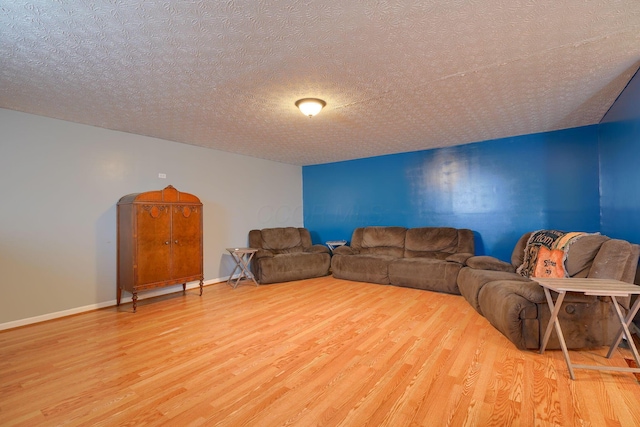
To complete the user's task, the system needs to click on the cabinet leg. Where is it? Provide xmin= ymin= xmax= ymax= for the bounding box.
xmin=117 ymin=288 xmax=121 ymax=306
xmin=132 ymin=292 xmax=138 ymax=313
xmin=199 ymin=279 xmax=203 ymax=296
xmin=182 ymin=283 xmax=186 ymax=293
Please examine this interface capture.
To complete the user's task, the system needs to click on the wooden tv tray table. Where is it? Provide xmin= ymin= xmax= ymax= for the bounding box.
xmin=226 ymin=247 xmax=259 ymax=288
xmin=535 ymin=277 xmax=640 ymax=380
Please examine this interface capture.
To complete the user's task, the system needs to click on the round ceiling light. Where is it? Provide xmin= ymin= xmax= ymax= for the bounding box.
xmin=295 ymin=98 xmax=326 ymax=117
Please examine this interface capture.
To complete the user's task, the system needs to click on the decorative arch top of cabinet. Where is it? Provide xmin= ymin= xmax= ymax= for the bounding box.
xmin=118 ymin=185 xmax=201 ymax=204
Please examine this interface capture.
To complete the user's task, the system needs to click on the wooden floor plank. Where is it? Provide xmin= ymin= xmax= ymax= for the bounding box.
xmin=1 ymin=277 xmax=639 ymax=426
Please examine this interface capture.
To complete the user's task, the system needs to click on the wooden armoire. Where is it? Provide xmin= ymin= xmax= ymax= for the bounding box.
xmin=117 ymin=185 xmax=203 ymax=312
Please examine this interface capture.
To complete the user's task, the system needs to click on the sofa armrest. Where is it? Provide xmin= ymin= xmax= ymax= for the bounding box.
xmin=306 ymin=244 xmax=330 ymax=254
xmin=253 ymin=249 xmax=274 ymax=260
xmin=466 ymin=255 xmax=515 ymax=272
xmin=445 ymin=252 xmax=474 ymax=265
xmin=333 ymin=245 xmax=356 ymax=255
xmin=477 ymin=281 xmax=537 ymax=349
xmin=504 ymin=280 xmax=546 ymax=304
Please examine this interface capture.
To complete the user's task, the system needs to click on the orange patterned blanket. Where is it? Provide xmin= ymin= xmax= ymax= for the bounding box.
xmin=516 ymin=230 xmax=589 ymax=278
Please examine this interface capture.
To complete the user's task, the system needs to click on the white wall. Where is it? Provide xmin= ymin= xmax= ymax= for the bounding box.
xmin=0 ymin=108 xmax=303 ymax=326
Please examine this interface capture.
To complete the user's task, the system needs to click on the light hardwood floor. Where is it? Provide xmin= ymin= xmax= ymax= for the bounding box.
xmin=1 ymin=277 xmax=639 ymax=426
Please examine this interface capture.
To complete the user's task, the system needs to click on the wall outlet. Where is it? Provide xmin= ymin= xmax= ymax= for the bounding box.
xmin=158 ymin=173 xmax=167 ymax=179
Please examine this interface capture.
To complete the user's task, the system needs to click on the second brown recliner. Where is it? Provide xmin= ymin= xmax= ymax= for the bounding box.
xmin=249 ymin=227 xmax=331 ymax=284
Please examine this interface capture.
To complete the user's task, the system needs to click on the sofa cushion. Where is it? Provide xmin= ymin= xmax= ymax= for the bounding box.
xmin=389 ymin=258 xmax=463 ymax=294
xmin=254 ymin=252 xmax=330 ymax=284
xmin=332 ymin=245 xmax=354 ymax=256
xmin=445 ymin=252 xmax=474 ymax=264
xmin=260 ymin=227 xmax=304 ymax=253
xmin=356 ymin=227 xmax=406 ymax=258
xmin=589 ymin=239 xmax=634 ymax=281
xmin=404 ymin=227 xmax=460 ymax=259
xmin=564 ymin=234 xmax=608 ymax=277
xmin=466 ymin=256 xmax=514 ymax=272
xmin=331 ymin=254 xmax=396 ymax=285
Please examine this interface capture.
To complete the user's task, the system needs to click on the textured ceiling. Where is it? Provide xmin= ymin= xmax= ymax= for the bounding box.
xmin=1 ymin=1 xmax=639 ymax=166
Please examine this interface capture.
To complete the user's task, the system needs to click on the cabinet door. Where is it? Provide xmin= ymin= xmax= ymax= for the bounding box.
xmin=171 ymin=204 xmax=202 ymax=279
xmin=136 ymin=204 xmax=171 ymax=285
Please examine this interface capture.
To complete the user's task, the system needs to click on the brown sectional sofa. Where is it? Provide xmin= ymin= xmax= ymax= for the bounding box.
xmin=331 ymin=226 xmax=639 ymax=351
xmin=249 ymin=227 xmax=331 ymax=284
xmin=331 ymin=226 xmax=475 ymax=294
xmin=458 ymin=232 xmax=640 ymax=350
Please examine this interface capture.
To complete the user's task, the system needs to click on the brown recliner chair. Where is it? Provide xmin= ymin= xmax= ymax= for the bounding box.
xmin=248 ymin=227 xmax=331 ymax=284
xmin=458 ymin=232 xmax=640 ymax=350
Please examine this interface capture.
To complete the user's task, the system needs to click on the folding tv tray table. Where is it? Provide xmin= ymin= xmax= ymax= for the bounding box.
xmin=226 ymin=247 xmax=259 ymax=288
xmin=535 ymin=277 xmax=640 ymax=380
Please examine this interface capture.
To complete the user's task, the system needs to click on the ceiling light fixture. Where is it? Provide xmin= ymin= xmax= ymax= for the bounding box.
xmin=295 ymin=98 xmax=326 ymax=117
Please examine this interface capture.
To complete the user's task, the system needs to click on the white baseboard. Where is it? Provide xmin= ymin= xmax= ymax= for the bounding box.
xmin=0 ymin=278 xmax=227 ymax=331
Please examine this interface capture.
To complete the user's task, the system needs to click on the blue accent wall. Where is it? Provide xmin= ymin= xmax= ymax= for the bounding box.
xmin=599 ymin=69 xmax=640 ymax=244
xmin=303 ymin=126 xmax=600 ymax=261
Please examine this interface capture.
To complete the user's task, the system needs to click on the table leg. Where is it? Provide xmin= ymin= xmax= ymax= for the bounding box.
xmin=540 ymin=289 xmax=575 ymax=380
xmin=233 ymin=254 xmax=245 ymax=288
xmin=606 ymin=296 xmax=640 ymax=367
xmin=241 ymin=252 xmax=258 ymax=286
xmin=227 ymin=254 xmax=243 ymax=288
xmin=540 ymin=288 xmax=565 ymax=353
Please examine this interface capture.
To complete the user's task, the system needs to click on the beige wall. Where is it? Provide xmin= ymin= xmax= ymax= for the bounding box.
xmin=0 ymin=108 xmax=303 ymax=326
